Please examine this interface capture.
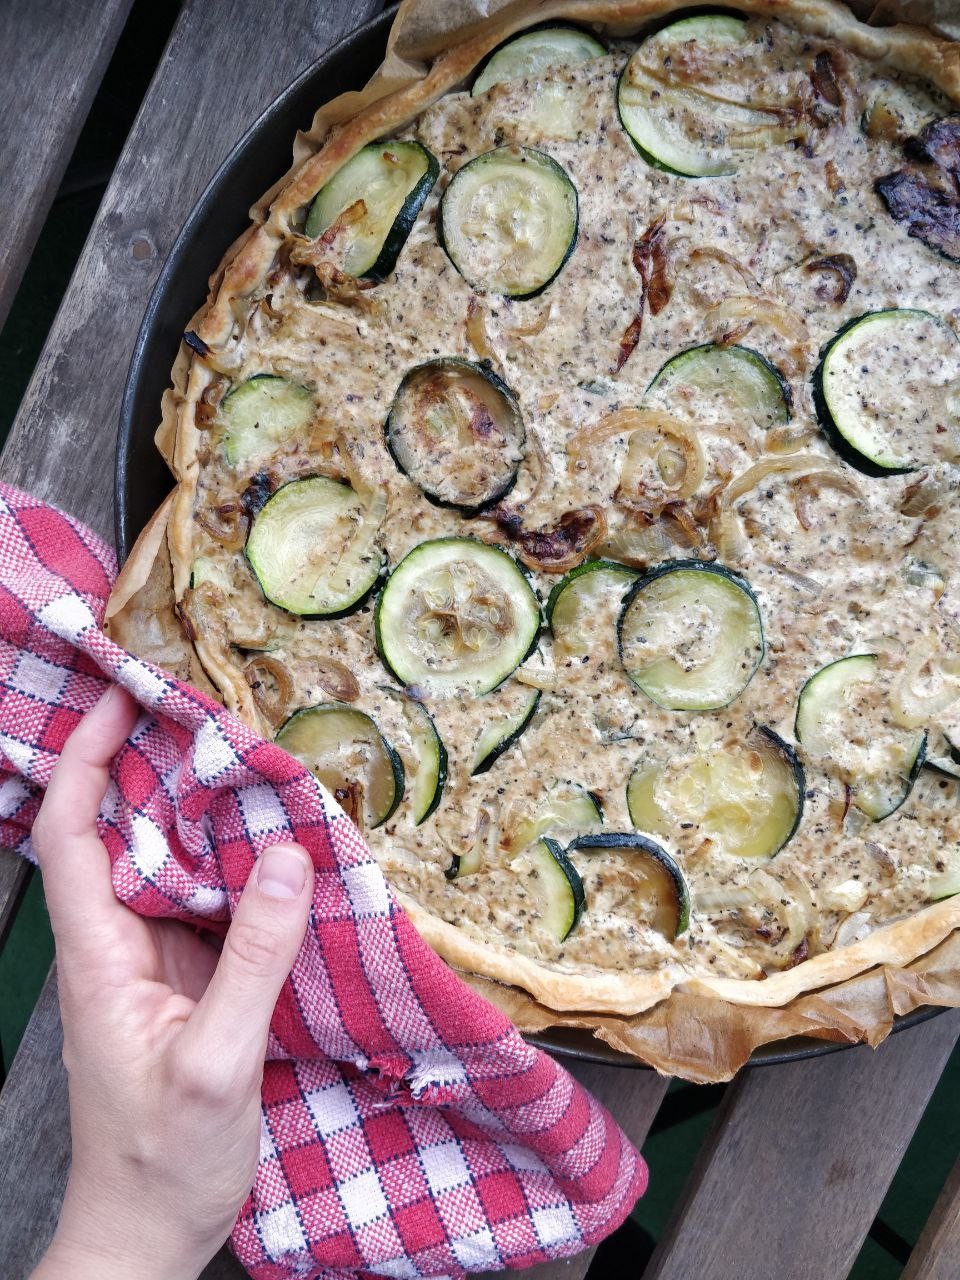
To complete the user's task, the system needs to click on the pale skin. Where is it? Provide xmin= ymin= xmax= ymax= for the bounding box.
xmin=29 ymin=686 xmax=316 ymax=1280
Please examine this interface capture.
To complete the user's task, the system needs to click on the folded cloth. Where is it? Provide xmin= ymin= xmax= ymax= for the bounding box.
xmin=0 ymin=485 xmax=646 ymax=1279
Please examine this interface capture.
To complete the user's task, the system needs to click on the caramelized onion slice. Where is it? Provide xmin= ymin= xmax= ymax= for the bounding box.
xmin=244 ymin=655 xmax=294 ymax=728
xmin=723 ymin=454 xmax=837 ymax=508
xmin=493 ymin=506 xmax=606 ymax=573
xmin=612 ymin=409 xmax=707 ymax=505
xmin=792 ymin=470 xmax=862 ymax=530
xmin=709 ymin=295 xmax=810 ymax=374
xmin=465 ymin=295 xmax=498 ymax=366
xmin=315 ymin=658 xmax=361 ymax=704
xmin=195 ymin=503 xmax=249 ymax=552
xmin=805 ymin=253 xmax=857 ymax=305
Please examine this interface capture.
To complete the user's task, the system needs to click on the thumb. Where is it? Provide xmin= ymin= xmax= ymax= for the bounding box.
xmin=184 ymin=843 xmax=314 ymax=1071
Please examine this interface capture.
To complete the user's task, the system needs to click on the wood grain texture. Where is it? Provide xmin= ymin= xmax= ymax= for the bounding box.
xmin=510 ymin=1064 xmax=670 ymax=1280
xmin=902 ymin=1153 xmax=960 ymax=1280
xmin=0 ymin=0 xmax=133 ymax=332
xmin=0 ymin=0 xmax=382 ymax=541
xmin=0 ymin=969 xmax=69 ymax=1277
xmin=644 ymin=1011 xmax=960 ymax=1280
xmin=0 ymin=858 xmax=29 ymax=950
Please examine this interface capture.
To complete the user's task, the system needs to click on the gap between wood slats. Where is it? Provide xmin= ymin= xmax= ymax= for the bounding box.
xmin=0 ymin=968 xmax=68 ymax=1274
xmin=902 ymin=1152 xmax=960 ymax=1280
xmin=0 ymin=0 xmax=134 ymax=333
xmin=642 ymin=1010 xmax=960 ymax=1280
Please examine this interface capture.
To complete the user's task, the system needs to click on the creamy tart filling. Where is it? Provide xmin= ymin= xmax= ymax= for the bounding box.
xmin=179 ymin=15 xmax=960 ymax=992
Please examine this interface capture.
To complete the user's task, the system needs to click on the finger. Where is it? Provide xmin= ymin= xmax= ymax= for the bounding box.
xmin=35 ymin=686 xmax=140 ymax=946
xmin=183 ymin=843 xmax=314 ymax=1073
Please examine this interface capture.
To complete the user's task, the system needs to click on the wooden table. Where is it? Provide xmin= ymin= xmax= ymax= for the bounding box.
xmin=1 ymin=4 xmax=959 ymax=1278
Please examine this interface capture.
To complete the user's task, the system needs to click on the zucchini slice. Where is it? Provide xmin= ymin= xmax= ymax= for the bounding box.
xmin=644 ymin=344 xmax=791 ymax=429
xmin=627 ymin=727 xmax=804 ymax=860
xmin=382 ymin=688 xmax=447 ymax=824
xmin=813 ymin=310 xmax=960 ymax=476
xmin=618 ymin=561 xmax=765 ymax=711
xmin=471 ymin=687 xmax=540 ymax=776
xmin=375 ymin=538 xmax=540 ymax=696
xmin=568 ymin=832 xmax=689 ymax=937
xmin=546 ymin=559 xmax=639 ymax=659
xmin=506 ymin=779 xmax=604 ymax=853
xmin=795 ymin=654 xmax=927 ymax=820
xmin=438 ymin=145 xmax=578 ymax=299
xmin=386 ymin=358 xmax=525 ymax=512
xmin=472 ymin=25 xmax=606 ymax=96
xmin=221 ymin=375 xmax=315 ymax=467
xmin=245 ymin=476 xmax=384 ymax=618
xmin=617 ymin=15 xmax=788 ymax=177
xmin=275 ymin=703 xmax=404 ymax=829
xmin=190 ymin=555 xmax=232 ymax=593
xmin=304 ymin=140 xmax=439 ymax=280
xmin=525 ymin=836 xmax=586 ymax=943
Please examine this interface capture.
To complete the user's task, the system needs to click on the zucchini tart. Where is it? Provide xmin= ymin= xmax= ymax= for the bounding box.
xmin=111 ymin=0 xmax=960 ymax=1031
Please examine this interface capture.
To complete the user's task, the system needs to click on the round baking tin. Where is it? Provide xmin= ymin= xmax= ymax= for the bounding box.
xmin=115 ymin=5 xmax=942 ymax=1070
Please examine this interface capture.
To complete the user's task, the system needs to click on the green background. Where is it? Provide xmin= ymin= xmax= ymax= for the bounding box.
xmin=0 ymin=3 xmax=956 ymax=1273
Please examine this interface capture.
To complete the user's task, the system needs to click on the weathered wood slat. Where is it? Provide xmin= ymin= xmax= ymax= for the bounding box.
xmin=0 ymin=859 xmax=30 ymax=950
xmin=643 ymin=1011 xmax=960 ymax=1280
xmin=0 ymin=0 xmax=382 ymax=1269
xmin=902 ymin=1152 xmax=960 ymax=1280
xmin=0 ymin=0 xmax=133 ymax=942
xmin=0 ymin=0 xmax=134 ymax=333
xmin=0 ymin=970 xmax=68 ymax=1275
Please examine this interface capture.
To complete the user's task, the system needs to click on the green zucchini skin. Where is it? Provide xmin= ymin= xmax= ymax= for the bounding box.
xmin=368 ymin=147 xmax=439 ymax=280
xmin=384 ymin=357 xmax=525 ymax=515
xmin=752 ymin=725 xmax=806 ymax=855
xmin=568 ymin=831 xmax=690 ymax=936
xmin=380 ymin=686 xmax=448 ymax=824
xmin=540 ymin=836 xmax=587 ymax=941
xmin=244 ymin=476 xmax=385 ymax=620
xmin=437 ymin=146 xmax=579 ymax=300
xmin=305 ymin=141 xmax=439 ymax=282
xmin=374 ymin=537 xmax=541 ymax=696
xmin=645 ymin=342 xmax=793 ymax=424
xmin=924 ymin=755 xmax=960 ymax=781
xmin=616 ymin=14 xmax=755 ymax=178
xmin=811 ymin=310 xmax=952 ymax=477
xmin=794 ymin=654 xmax=927 ymax=820
xmin=471 ymin=689 xmax=541 ymax=776
xmin=545 ymin=558 xmax=638 ymax=629
xmin=415 ymin=719 xmax=448 ymax=824
xmin=221 ymin=374 xmax=316 ymax=467
xmin=811 ymin=314 xmax=913 ymax=477
xmin=275 ymin=703 xmax=405 ymax=829
xmin=615 ymin=59 xmax=695 ymax=178
xmin=617 ymin=559 xmax=765 ymax=711
xmin=471 ymin=22 xmax=607 ymax=96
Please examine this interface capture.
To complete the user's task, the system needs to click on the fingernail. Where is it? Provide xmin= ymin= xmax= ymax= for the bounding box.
xmin=257 ymin=843 xmax=309 ymax=900
xmin=97 ymin=685 xmax=119 ymax=711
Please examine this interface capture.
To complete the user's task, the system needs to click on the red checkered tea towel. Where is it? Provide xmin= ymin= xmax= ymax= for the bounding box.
xmin=0 ymin=484 xmax=646 ymax=1279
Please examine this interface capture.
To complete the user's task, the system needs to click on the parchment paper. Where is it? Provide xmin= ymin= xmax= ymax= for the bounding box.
xmin=111 ymin=0 xmax=960 ymax=1081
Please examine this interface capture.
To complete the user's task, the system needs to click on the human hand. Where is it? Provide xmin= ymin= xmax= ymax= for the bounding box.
xmin=30 ymin=686 xmax=315 ymax=1280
